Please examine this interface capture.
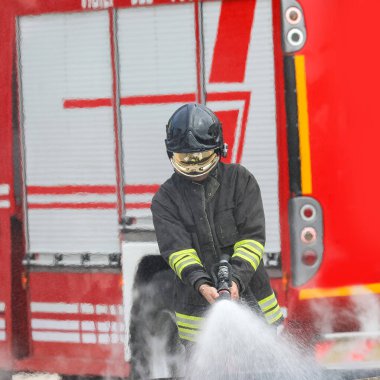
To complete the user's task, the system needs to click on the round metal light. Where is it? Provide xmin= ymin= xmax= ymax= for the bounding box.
xmin=300 ymin=204 xmax=317 ymax=221
xmin=285 ymin=6 xmax=302 ymax=25
xmin=301 ymin=227 xmax=317 ymax=244
xmin=301 ymin=250 xmax=318 ymax=266
xmin=287 ymin=28 xmax=304 ymax=47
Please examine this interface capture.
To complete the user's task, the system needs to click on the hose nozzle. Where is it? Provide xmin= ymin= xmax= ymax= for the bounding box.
xmin=212 ymin=257 xmax=232 ymax=301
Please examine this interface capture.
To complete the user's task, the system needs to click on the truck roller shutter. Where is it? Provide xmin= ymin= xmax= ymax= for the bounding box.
xmin=116 ymin=4 xmax=198 ymax=229
xmin=202 ymin=0 xmax=281 ymax=257
xmin=18 ymin=11 xmax=119 ymax=258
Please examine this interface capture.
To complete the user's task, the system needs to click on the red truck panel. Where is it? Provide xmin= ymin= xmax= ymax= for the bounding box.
xmin=298 ymin=0 xmax=380 ymax=288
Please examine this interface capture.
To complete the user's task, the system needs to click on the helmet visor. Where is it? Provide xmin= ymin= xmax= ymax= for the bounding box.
xmin=171 ymin=150 xmax=219 ymax=177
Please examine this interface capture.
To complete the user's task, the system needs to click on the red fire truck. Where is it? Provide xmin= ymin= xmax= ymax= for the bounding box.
xmin=1 ymin=0 xmax=380 ymax=378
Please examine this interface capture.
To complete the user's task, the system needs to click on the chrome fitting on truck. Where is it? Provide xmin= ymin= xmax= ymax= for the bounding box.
xmin=289 ymin=196 xmax=324 ymax=286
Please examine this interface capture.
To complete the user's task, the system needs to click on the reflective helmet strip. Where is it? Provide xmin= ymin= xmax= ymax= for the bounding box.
xmin=231 ymin=239 xmax=264 ymax=271
xmin=168 ymin=249 xmax=203 ymax=280
xmin=175 ymin=312 xmax=204 ymax=342
xmin=258 ymin=293 xmax=284 ymax=325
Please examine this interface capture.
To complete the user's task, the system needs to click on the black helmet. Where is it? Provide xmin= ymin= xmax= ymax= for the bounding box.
xmin=165 ymin=104 xmax=228 ymax=178
xmin=166 ymin=103 xmax=227 ymax=155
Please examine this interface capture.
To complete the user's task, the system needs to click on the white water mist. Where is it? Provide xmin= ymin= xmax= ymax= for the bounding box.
xmin=352 ymin=293 xmax=380 ymax=333
xmin=186 ymin=300 xmax=331 ymax=380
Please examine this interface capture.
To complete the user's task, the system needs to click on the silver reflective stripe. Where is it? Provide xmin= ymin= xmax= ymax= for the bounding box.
xmin=258 ymin=293 xmax=277 ymax=312
xmin=234 ymin=239 xmax=264 ymax=255
xmin=249 ymin=241 xmax=264 ymax=254
xmin=176 ymin=257 xmax=201 ymax=277
xmin=175 ymin=312 xmax=203 ymax=329
xmin=233 ymin=240 xmax=264 ymax=270
xmin=169 ymin=249 xmax=197 ymax=268
xmin=265 ymin=306 xmax=283 ymax=324
xmin=177 ymin=318 xmax=200 ymax=342
xmin=169 ymin=250 xmax=203 ymax=279
xmin=236 ymin=247 xmax=260 ymax=266
xmin=178 ymin=330 xmax=197 ymax=342
xmin=232 ymin=251 xmax=260 ymax=271
xmin=239 ymin=244 xmax=263 ymax=261
xmin=178 ymin=327 xmax=199 ymax=336
xmin=258 ymin=293 xmax=284 ymax=324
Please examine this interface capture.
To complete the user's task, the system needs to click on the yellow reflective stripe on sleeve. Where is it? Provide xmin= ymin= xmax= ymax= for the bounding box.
xmin=178 ymin=331 xmax=198 ymax=342
xmin=234 ymin=239 xmax=264 ymax=254
xmin=171 ymin=255 xmax=188 ymax=268
xmin=168 ymin=249 xmax=203 ymax=279
xmin=176 ymin=257 xmax=201 ymax=277
xmin=232 ymin=239 xmax=264 ymax=271
xmin=265 ymin=304 xmax=281 ymax=318
xmin=177 ymin=321 xmax=200 ymax=329
xmin=175 ymin=312 xmax=203 ymax=322
xmin=257 ymin=293 xmax=284 ymax=325
xmin=175 ymin=312 xmax=203 ymax=342
xmin=265 ymin=306 xmax=284 ymax=325
xmin=178 ymin=327 xmax=199 ymax=335
xmin=243 ymin=245 xmax=262 ymax=260
xmin=169 ymin=249 xmax=198 ymax=268
xmin=232 ymin=251 xmax=259 ymax=270
xmin=258 ymin=293 xmax=277 ymax=312
xmin=239 ymin=246 xmax=261 ymax=263
xmin=232 ymin=253 xmax=257 ymax=270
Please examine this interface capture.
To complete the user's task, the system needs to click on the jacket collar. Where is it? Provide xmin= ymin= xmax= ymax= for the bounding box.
xmin=173 ymin=163 xmax=221 ymax=201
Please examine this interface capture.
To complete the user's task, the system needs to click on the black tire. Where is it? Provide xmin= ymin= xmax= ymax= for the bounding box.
xmin=129 ymin=255 xmax=181 ymax=380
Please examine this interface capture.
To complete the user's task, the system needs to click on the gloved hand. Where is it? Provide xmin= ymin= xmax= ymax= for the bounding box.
xmin=199 ymin=284 xmax=219 ymax=304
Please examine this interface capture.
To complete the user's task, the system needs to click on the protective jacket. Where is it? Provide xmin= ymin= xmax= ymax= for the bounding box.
xmin=151 ymin=162 xmax=283 ymax=341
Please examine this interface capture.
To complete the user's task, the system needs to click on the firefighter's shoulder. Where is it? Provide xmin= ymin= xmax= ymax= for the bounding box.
xmin=219 ymin=162 xmax=257 ymax=181
xmin=151 ymin=173 xmax=179 ymax=208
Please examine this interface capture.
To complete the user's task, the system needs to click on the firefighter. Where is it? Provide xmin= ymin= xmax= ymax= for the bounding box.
xmin=151 ymin=103 xmax=284 ymax=345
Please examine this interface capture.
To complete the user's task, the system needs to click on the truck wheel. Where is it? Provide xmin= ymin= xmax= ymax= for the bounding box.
xmin=129 ymin=255 xmax=182 ymax=380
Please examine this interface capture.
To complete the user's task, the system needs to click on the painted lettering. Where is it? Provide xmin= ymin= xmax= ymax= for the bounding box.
xmin=81 ymin=0 xmax=113 ymax=9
